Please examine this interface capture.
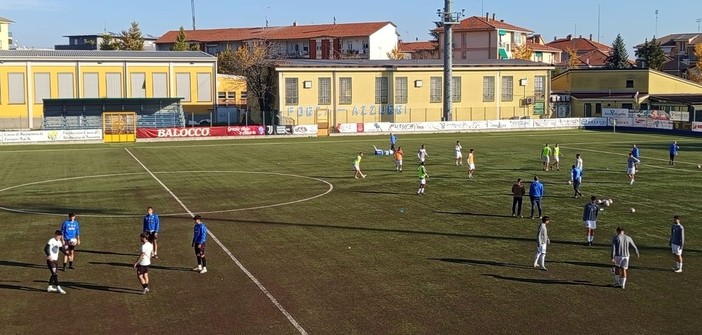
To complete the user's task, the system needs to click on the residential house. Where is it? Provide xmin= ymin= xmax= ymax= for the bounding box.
xmin=634 ymin=33 xmax=702 ymax=77
xmin=0 ymin=16 xmax=13 ymax=50
xmin=156 ymin=21 xmax=398 ymax=60
xmin=526 ymin=34 xmax=562 ymax=64
xmin=546 ymin=34 xmax=611 ymax=68
xmin=397 ymin=41 xmax=438 ymax=59
xmin=435 ymin=13 xmax=533 ymax=61
xmin=54 ymin=32 xmax=159 ymax=50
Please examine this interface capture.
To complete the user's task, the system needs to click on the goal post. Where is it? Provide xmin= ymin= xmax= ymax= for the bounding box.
xmin=103 ymin=112 xmax=137 ymax=143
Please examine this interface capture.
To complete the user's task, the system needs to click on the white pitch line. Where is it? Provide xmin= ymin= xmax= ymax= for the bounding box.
xmin=124 ymin=148 xmax=308 ymax=335
xmin=561 ymin=145 xmax=700 ymax=170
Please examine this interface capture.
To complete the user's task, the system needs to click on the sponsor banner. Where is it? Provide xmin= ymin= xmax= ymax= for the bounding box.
xmin=580 ymin=118 xmax=609 ymax=127
xmin=292 ymin=124 xmax=318 ymax=135
xmin=609 ymin=117 xmax=634 ymax=127
xmin=227 ymin=126 xmax=265 ymax=136
xmin=1 ymin=129 xmax=103 ymax=143
xmin=336 ymin=123 xmax=357 ymax=133
xmin=508 ymin=119 xmax=534 ymax=129
xmin=670 ymin=111 xmax=689 ymax=122
xmin=648 ymin=120 xmax=674 ymax=130
xmin=602 ymin=108 xmax=630 ymax=118
xmin=137 ymin=127 xmax=227 ymax=138
xmin=692 ymin=122 xmax=702 ymax=132
xmin=486 ymin=120 xmax=511 ymax=129
xmin=265 ymin=125 xmax=293 ymax=135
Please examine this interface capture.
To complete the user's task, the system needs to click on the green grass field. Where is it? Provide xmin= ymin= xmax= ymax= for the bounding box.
xmin=1 ymin=130 xmax=701 ymax=334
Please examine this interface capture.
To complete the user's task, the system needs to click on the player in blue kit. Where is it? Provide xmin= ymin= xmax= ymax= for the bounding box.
xmin=192 ymin=215 xmax=208 ymax=274
xmin=60 ymin=213 xmax=80 ymax=271
xmin=669 ymin=141 xmax=679 ymax=165
xmin=143 ymin=207 xmax=160 ymax=258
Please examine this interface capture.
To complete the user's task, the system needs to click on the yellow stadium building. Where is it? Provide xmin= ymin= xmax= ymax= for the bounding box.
xmin=274 ymin=59 xmax=554 ymax=127
xmin=0 ymin=50 xmax=217 ymax=129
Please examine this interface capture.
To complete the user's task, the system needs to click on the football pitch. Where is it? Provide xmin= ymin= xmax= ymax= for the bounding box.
xmin=1 ymin=130 xmax=701 ymax=334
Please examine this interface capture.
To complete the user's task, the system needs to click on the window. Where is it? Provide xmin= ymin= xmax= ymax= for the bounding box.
xmin=130 ymin=73 xmax=146 ymax=98
xmin=34 ymin=73 xmax=50 ymax=104
xmin=58 ymin=73 xmax=74 ymax=98
xmin=339 ymin=77 xmax=352 ymax=104
xmin=285 ymin=78 xmax=298 ymax=105
xmin=218 ymin=92 xmax=227 ymax=99
xmin=451 ymin=76 xmax=461 ymax=102
xmin=318 ymin=77 xmax=331 ymax=105
xmin=83 ymin=73 xmax=99 ymax=98
xmin=534 ymin=75 xmax=545 ymax=99
xmin=106 ymin=73 xmax=122 ymax=98
xmin=621 ymin=103 xmax=633 ymax=109
xmin=176 ymin=73 xmax=191 ymax=101
xmin=595 ymin=103 xmax=602 ymax=115
xmin=375 ymin=77 xmax=388 ymax=104
xmin=227 ymin=92 xmax=236 ymax=99
xmin=241 ymin=91 xmax=247 ymax=100
xmin=430 ymin=76 xmax=442 ymax=103
xmin=626 ymin=80 xmax=634 ymax=88
xmin=395 ymin=77 xmax=408 ymax=104
xmin=482 ymin=76 xmax=495 ymax=102
xmin=197 ymin=73 xmax=212 ymax=102
xmin=152 ymin=73 xmax=168 ymax=98
xmin=8 ymin=73 xmax=26 ymax=104
xmin=501 ymin=76 xmax=513 ymax=101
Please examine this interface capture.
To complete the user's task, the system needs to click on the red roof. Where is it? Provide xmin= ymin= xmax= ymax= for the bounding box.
xmin=526 ymin=41 xmax=561 ymax=53
xmin=547 ymin=36 xmax=611 ymax=53
xmin=398 ymin=41 xmax=437 ymax=53
xmin=157 ymin=22 xmax=394 ymax=43
xmin=435 ymin=16 xmax=532 ymax=33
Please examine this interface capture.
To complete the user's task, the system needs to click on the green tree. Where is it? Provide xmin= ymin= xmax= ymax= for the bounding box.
xmin=604 ymin=34 xmax=631 ymax=69
xmin=99 ymin=32 xmax=119 ymax=50
xmin=171 ymin=26 xmax=189 ymax=51
xmin=119 ymin=21 xmax=145 ymax=51
xmin=635 ymin=37 xmax=666 ymax=70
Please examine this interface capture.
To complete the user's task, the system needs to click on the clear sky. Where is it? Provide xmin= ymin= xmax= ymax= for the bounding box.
xmin=2 ymin=0 xmax=702 ymax=52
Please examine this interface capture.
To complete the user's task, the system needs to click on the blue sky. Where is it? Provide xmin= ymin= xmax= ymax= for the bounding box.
xmin=3 ymin=0 xmax=702 ymax=52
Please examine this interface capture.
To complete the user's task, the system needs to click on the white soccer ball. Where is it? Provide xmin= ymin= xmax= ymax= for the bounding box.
xmin=698 ymin=164 xmax=701 ymax=169
xmin=629 ymin=208 xmax=636 ymax=213
xmin=604 ymin=200 xmax=611 ymax=207
xmin=68 ymin=238 xmax=78 ymax=246
xmin=567 ymin=180 xmax=572 ymax=185
xmin=608 ymin=199 xmax=613 ymax=205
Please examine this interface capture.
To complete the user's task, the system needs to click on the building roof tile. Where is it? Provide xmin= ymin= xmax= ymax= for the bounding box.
xmin=547 ymin=36 xmax=611 ymax=53
xmin=0 ymin=16 xmax=13 ymax=23
xmin=436 ymin=16 xmax=532 ymax=33
xmin=0 ymin=50 xmax=215 ymax=60
xmin=398 ymin=41 xmax=437 ymax=52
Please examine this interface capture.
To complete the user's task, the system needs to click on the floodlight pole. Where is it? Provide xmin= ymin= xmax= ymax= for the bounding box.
xmin=438 ymin=1 xmax=464 ymax=122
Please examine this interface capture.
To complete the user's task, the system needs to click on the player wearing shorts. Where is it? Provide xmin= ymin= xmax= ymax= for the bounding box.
xmin=627 ymin=153 xmax=640 ymax=185
xmin=417 ymin=162 xmax=428 ymax=195
xmin=44 ymin=230 xmax=67 ymax=294
xmin=143 ymin=207 xmax=160 ymax=258
xmin=60 ymin=213 xmax=80 ymax=271
xmin=533 ymin=216 xmax=551 ymax=271
xmin=393 ymin=147 xmax=404 ymax=172
xmin=611 ymin=227 xmax=640 ymax=289
xmin=353 ymin=152 xmax=366 ymax=179
xmin=575 ymin=153 xmax=583 ymax=170
xmin=582 ymin=196 xmax=600 ymax=246
xmin=540 ymin=144 xmax=551 ymax=171
xmin=133 ymin=232 xmax=154 ymax=294
xmin=669 ymin=215 xmax=685 ymax=273
xmin=417 ymin=144 xmax=428 ymax=163
xmin=467 ymin=149 xmax=476 ymax=179
xmin=454 ymin=141 xmax=463 ymax=166
xmin=549 ymin=143 xmax=563 ymax=171
xmin=669 ymin=141 xmax=679 ymax=165
xmin=631 ymin=144 xmax=640 ymax=171
xmin=192 ymin=215 xmax=208 ymax=274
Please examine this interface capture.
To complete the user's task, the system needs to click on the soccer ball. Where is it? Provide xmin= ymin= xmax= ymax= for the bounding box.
xmin=629 ymin=208 xmax=636 ymax=213
xmin=608 ymin=199 xmax=613 ymax=205
xmin=604 ymin=200 xmax=611 ymax=207
xmin=567 ymin=180 xmax=572 ymax=185
xmin=698 ymin=164 xmax=701 ymax=169
xmin=68 ymin=238 xmax=78 ymax=246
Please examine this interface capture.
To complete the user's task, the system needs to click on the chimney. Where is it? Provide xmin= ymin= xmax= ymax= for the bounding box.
xmin=567 ymin=34 xmax=572 ymax=40
xmin=579 ymin=35 xmax=582 ymax=39
xmin=485 ymin=12 xmax=489 ymax=20
xmin=293 ymin=21 xmax=297 ymax=26
xmin=492 ymin=13 xmax=496 ymax=21
xmin=554 ymin=36 xmax=557 ymax=41
xmin=589 ymin=34 xmax=592 ymax=41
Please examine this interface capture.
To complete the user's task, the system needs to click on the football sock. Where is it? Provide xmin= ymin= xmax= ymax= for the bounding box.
xmin=539 ymin=254 xmax=545 ymax=267
xmin=621 ymin=278 xmax=627 ymax=288
xmin=141 ymin=283 xmax=147 ymax=289
xmin=533 ymin=253 xmax=540 ymax=266
xmin=675 ymin=262 xmax=680 ymax=269
xmin=69 ymin=261 xmax=73 ymax=268
xmin=614 ymin=275 xmax=620 ymax=284
xmin=196 ymin=256 xmax=202 ymax=265
xmin=202 ymin=258 xmax=207 ymax=267
xmin=679 ymin=262 xmax=683 ymax=270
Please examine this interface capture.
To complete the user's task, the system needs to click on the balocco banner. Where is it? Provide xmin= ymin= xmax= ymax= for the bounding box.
xmin=136 ymin=126 xmax=265 ymax=138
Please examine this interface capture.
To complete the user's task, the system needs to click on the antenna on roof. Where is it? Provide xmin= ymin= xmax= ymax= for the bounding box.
xmin=333 ymin=16 xmax=336 ymax=25
xmin=191 ymin=0 xmax=197 ymax=30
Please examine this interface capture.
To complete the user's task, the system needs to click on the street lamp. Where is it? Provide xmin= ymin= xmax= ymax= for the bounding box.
xmin=436 ymin=1 xmax=465 ymax=122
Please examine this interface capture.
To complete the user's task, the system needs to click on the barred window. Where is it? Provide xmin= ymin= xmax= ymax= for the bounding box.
xmin=534 ymin=75 xmax=545 ymax=99
xmin=318 ymin=77 xmax=331 ymax=105
xmin=285 ymin=78 xmax=298 ymax=105
xmin=483 ymin=76 xmax=495 ymax=102
xmin=375 ymin=77 xmax=388 ymax=104
xmin=395 ymin=77 xmax=408 ymax=104
xmin=451 ymin=76 xmax=461 ymax=102
xmin=339 ymin=77 xmax=352 ymax=104
xmin=430 ymin=76 xmax=442 ymax=103
xmin=501 ymin=76 xmax=513 ymax=101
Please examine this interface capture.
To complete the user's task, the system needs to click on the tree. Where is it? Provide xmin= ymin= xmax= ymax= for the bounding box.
xmin=119 ymin=21 xmax=145 ymax=51
xmin=171 ymin=26 xmax=189 ymax=51
xmin=99 ymin=32 xmax=119 ymax=50
xmin=604 ymin=34 xmax=631 ymax=69
xmin=220 ymin=41 xmax=278 ymax=122
xmin=689 ymin=43 xmax=702 ymax=83
xmin=635 ymin=37 xmax=666 ymax=70
xmin=566 ymin=47 xmax=580 ymax=69
xmin=386 ymin=46 xmax=405 ymax=60
xmin=512 ymin=43 xmax=533 ymax=60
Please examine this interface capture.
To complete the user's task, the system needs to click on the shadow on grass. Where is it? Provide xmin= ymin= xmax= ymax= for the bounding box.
xmin=0 ymin=260 xmax=45 ymax=269
xmin=553 ymin=260 xmax=672 ymax=273
xmin=483 ymin=274 xmax=611 ymax=287
xmin=0 ymin=282 xmax=46 ymax=293
xmin=80 ymin=249 xmax=135 ymax=257
xmin=33 ymin=280 xmax=142 ymax=295
xmin=435 ymin=211 xmax=514 ymax=219
xmin=89 ymin=261 xmax=193 ymax=272
xmin=353 ymin=190 xmax=408 ymax=196
xmin=429 ymin=258 xmax=530 ymax=269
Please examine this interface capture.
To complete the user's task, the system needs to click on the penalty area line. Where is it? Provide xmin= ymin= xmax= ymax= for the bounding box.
xmin=124 ymin=148 xmax=308 ymax=335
